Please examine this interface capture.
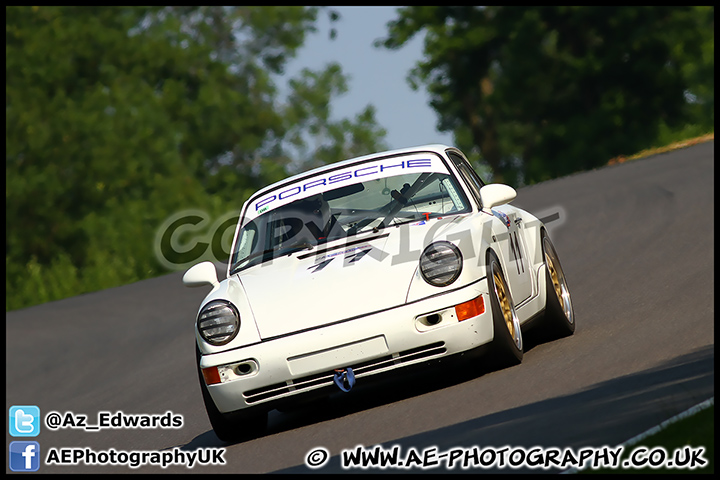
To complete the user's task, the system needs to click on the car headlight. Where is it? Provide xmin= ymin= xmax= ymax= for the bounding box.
xmin=419 ymin=241 xmax=463 ymax=287
xmin=197 ymin=300 xmax=240 ymax=346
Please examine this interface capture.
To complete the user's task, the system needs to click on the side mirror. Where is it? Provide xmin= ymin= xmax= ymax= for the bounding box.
xmin=183 ymin=261 xmax=219 ymax=288
xmin=479 ymin=184 xmax=517 ymax=210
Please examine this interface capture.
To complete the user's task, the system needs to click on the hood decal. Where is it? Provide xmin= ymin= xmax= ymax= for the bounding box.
xmin=307 ymin=245 xmax=374 ymax=273
xmin=238 ymin=216 xmax=471 ymax=340
xmin=296 ymin=233 xmax=389 ymax=261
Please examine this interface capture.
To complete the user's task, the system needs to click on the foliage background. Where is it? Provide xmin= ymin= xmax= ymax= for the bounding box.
xmin=5 ymin=6 xmax=713 ymax=311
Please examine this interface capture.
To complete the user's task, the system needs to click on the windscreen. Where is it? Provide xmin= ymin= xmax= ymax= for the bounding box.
xmin=230 ymin=154 xmax=471 ymax=274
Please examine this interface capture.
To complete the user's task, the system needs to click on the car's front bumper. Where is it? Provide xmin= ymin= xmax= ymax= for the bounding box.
xmin=200 ymin=280 xmax=494 ymax=413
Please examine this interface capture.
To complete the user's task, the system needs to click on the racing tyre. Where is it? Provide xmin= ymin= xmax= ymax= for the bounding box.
xmin=196 ymin=347 xmax=267 ymax=443
xmin=540 ymin=230 xmax=575 ymax=338
xmin=486 ymin=250 xmax=523 ymax=367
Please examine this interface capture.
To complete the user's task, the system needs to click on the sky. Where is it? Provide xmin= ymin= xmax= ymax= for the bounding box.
xmin=283 ymin=6 xmax=455 ymax=152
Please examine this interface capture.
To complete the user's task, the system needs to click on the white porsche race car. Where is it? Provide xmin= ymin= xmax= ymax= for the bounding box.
xmin=183 ymin=144 xmax=575 ymax=442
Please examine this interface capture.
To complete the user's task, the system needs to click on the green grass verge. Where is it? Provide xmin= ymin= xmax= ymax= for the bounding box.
xmin=581 ymin=403 xmax=713 ymax=474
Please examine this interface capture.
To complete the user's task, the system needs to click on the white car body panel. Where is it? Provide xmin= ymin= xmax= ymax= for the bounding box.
xmin=237 ymin=232 xmax=405 ymax=340
xmin=186 ymin=144 xmax=570 ymax=417
xmin=200 ymin=279 xmax=494 ymax=412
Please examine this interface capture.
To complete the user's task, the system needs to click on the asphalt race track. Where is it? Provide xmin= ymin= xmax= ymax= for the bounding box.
xmin=6 ymin=141 xmax=714 ymax=474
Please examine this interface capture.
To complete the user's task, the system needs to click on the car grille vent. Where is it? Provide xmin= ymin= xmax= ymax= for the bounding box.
xmin=243 ymin=341 xmax=446 ymax=405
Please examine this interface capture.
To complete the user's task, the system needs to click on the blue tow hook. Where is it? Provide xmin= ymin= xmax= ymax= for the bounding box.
xmin=333 ymin=367 xmax=356 ymax=392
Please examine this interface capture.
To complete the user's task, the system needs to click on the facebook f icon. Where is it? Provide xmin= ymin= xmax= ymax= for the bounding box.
xmin=9 ymin=441 xmax=41 ymax=472
xmin=9 ymin=406 xmax=40 ymax=437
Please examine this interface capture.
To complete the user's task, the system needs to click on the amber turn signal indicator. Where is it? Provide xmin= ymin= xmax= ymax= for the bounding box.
xmin=202 ymin=366 xmax=222 ymax=385
xmin=455 ymin=295 xmax=485 ymax=321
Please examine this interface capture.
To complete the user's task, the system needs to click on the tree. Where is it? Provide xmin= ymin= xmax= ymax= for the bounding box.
xmin=6 ymin=6 xmax=388 ymax=310
xmin=378 ymin=6 xmax=713 ymax=185
xmin=676 ymin=6 xmax=714 ymax=132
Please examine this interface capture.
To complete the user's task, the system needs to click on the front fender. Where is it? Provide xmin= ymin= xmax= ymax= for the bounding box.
xmin=195 ymin=276 xmax=262 ymax=355
xmin=405 ymin=213 xmax=497 ymax=304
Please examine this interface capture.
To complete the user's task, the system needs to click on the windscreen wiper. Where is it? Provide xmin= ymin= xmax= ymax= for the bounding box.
xmin=278 ymin=242 xmax=315 ymax=256
xmin=379 ymin=172 xmax=436 ymax=228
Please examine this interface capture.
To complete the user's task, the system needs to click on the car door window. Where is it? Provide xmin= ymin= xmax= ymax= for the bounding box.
xmin=448 ymin=152 xmax=486 ymax=208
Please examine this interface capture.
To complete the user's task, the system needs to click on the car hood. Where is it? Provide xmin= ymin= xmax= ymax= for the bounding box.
xmin=236 ymin=217 xmax=465 ymax=340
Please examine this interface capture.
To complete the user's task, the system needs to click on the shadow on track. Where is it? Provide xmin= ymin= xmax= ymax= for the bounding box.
xmin=174 ymin=325 xmax=577 ymax=450
xmin=274 ymin=345 xmax=714 ymax=473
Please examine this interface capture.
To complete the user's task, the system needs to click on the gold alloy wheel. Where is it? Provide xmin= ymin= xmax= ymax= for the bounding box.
xmin=547 ymin=253 xmax=564 ymax=311
xmin=493 ymin=266 xmax=522 ymax=350
xmin=544 ymin=238 xmax=573 ymax=324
